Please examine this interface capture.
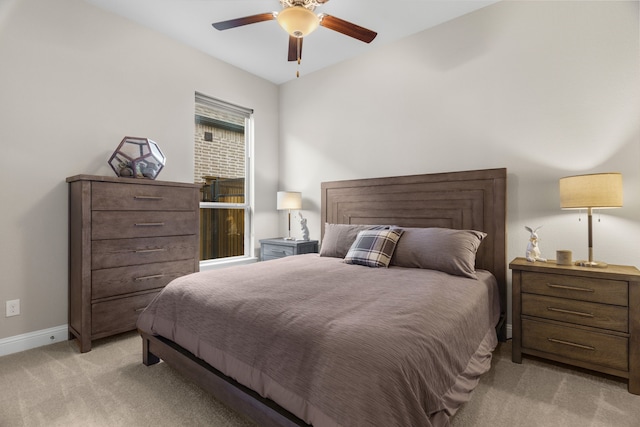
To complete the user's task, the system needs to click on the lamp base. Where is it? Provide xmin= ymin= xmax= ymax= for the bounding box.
xmin=574 ymin=260 xmax=608 ymax=268
xmin=283 ymin=236 xmax=295 ymax=241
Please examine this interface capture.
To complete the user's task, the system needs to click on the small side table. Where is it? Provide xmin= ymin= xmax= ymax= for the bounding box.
xmin=510 ymin=257 xmax=640 ymax=395
xmin=259 ymin=238 xmax=318 ymax=261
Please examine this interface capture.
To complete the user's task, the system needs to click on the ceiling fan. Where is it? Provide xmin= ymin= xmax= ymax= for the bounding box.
xmin=212 ymin=0 xmax=377 ymax=77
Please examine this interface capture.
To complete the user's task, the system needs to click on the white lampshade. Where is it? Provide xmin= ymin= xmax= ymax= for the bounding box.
xmin=276 ymin=6 xmax=319 ymax=38
xmin=277 ymin=191 xmax=302 ymax=210
xmin=559 ymin=173 xmax=623 ymax=209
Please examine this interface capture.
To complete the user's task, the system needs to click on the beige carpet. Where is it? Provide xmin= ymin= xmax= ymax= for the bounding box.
xmin=0 ymin=332 xmax=638 ymax=426
xmin=453 ymin=342 xmax=639 ymax=426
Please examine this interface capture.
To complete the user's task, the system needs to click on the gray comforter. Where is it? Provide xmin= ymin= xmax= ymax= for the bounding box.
xmin=137 ymin=254 xmax=500 ymax=427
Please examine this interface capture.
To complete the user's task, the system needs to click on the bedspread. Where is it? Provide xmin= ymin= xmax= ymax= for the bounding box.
xmin=137 ymin=254 xmax=500 ymax=427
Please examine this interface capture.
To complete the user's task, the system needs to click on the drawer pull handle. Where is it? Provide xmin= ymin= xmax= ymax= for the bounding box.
xmin=547 ymin=283 xmax=594 ymax=293
xmin=134 ymin=222 xmax=165 ymax=227
xmin=547 ymin=338 xmax=595 ymax=351
xmin=547 ymin=307 xmax=594 ymax=318
xmin=135 ymin=248 xmax=167 ymax=253
xmin=134 ymin=196 xmax=164 ymax=201
xmin=135 ymin=274 xmax=165 ymax=281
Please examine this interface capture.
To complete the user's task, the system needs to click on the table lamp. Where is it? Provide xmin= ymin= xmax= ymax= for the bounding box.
xmin=559 ymin=172 xmax=623 ymax=268
xmin=277 ymin=191 xmax=302 ymax=240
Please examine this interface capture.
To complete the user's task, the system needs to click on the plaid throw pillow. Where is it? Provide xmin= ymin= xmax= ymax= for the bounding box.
xmin=344 ymin=228 xmax=404 ymax=268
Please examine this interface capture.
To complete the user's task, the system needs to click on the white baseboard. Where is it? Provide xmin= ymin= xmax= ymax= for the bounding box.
xmin=0 ymin=324 xmax=68 ymax=357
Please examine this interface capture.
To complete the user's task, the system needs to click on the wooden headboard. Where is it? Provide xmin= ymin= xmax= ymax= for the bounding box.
xmin=321 ymin=168 xmax=507 ymax=340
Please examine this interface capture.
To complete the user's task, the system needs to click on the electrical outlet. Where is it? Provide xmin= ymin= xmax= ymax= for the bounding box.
xmin=6 ymin=299 xmax=20 ymax=317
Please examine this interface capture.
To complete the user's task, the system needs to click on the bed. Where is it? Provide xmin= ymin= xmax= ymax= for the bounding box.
xmin=138 ymin=168 xmax=507 ymax=427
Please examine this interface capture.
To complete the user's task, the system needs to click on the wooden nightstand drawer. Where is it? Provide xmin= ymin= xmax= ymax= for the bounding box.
xmin=92 ymin=181 xmax=196 ymax=211
xmin=522 ymin=293 xmax=628 ymax=332
xmin=522 ymin=318 xmax=628 ymax=371
xmin=259 ymin=238 xmax=319 ymax=261
xmin=522 ymin=271 xmax=628 ymax=306
xmin=262 ymin=244 xmax=295 ymax=259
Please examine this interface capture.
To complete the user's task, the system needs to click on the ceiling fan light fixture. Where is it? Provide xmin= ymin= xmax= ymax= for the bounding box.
xmin=277 ymin=6 xmax=319 ymax=38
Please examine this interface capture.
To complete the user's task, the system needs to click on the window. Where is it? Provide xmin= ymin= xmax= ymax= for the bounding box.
xmin=195 ymin=92 xmax=253 ymax=263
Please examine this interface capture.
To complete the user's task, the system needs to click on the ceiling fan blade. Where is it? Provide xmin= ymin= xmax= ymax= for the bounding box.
xmin=319 ymin=14 xmax=377 ymax=43
xmin=212 ymin=13 xmax=275 ymax=31
xmin=288 ymin=36 xmax=303 ymax=62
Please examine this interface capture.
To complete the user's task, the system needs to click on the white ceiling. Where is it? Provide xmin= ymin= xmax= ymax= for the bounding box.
xmin=83 ymin=0 xmax=498 ymax=85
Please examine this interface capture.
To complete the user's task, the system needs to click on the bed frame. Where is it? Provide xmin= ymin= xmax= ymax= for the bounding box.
xmin=140 ymin=167 xmax=507 ymax=427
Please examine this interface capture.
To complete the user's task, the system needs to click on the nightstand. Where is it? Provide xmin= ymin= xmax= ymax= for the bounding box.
xmin=510 ymin=257 xmax=640 ymax=394
xmin=259 ymin=238 xmax=319 ymax=261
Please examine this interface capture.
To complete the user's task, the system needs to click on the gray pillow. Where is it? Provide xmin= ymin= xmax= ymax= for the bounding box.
xmin=319 ymin=223 xmax=391 ymax=258
xmin=344 ymin=228 xmax=404 ymax=268
xmin=390 ymin=227 xmax=486 ymax=279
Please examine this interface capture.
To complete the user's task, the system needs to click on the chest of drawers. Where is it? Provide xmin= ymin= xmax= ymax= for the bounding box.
xmin=67 ymin=175 xmax=200 ymax=352
xmin=510 ymin=257 xmax=640 ymax=394
xmin=259 ymin=238 xmax=318 ymax=261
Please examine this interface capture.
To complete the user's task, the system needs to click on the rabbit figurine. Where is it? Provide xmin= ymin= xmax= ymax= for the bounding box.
xmin=298 ymin=213 xmax=310 ymax=241
xmin=525 ymin=226 xmax=546 ymax=262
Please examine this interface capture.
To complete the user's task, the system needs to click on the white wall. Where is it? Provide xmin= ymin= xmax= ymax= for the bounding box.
xmin=279 ymin=1 xmax=640 ymax=325
xmin=0 ymin=0 xmax=280 ymax=340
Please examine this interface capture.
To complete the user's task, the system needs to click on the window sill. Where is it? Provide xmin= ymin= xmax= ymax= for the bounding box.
xmin=199 ymin=256 xmax=258 ymax=272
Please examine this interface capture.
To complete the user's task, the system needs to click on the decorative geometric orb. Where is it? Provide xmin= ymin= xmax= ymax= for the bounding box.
xmin=108 ymin=136 xmax=166 ymax=180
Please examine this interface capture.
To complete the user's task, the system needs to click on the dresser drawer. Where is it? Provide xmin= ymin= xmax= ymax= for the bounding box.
xmin=262 ymin=244 xmax=294 ymax=259
xmin=92 ymin=211 xmax=198 ymax=240
xmin=92 ymin=235 xmax=197 ymax=269
xmin=92 ymin=182 xmax=197 ymax=211
xmin=522 ymin=318 xmax=628 ymax=371
xmin=522 ymin=271 xmax=628 ymax=306
xmin=522 ymin=293 xmax=628 ymax=332
xmin=91 ymin=291 xmax=159 ymax=337
xmin=92 ymin=259 xmax=195 ymax=300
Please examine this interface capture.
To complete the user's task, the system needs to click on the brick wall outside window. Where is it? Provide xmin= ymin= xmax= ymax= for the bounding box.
xmin=194 ymin=104 xmax=245 ymax=184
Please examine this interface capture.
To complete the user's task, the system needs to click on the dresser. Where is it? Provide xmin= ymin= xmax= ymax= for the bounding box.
xmin=67 ymin=175 xmax=200 ymax=352
xmin=259 ymin=238 xmax=318 ymax=261
xmin=510 ymin=257 xmax=640 ymax=394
